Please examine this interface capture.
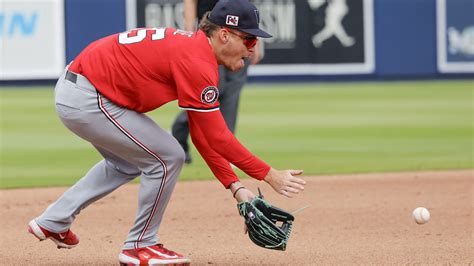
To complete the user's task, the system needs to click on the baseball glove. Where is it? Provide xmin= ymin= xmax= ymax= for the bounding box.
xmin=237 ymin=189 xmax=294 ymax=251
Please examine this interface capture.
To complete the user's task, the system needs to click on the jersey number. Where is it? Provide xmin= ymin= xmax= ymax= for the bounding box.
xmin=118 ymin=28 xmax=166 ymax=44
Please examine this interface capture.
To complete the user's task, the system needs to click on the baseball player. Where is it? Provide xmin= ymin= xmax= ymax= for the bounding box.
xmin=27 ymin=0 xmax=306 ymax=265
xmin=171 ymin=0 xmax=263 ymax=164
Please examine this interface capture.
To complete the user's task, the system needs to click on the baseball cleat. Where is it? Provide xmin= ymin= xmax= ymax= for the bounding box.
xmin=27 ymin=219 xmax=79 ymax=249
xmin=119 ymin=244 xmax=191 ymax=265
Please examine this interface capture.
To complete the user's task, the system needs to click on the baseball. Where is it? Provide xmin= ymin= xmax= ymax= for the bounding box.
xmin=412 ymin=207 xmax=430 ymax=224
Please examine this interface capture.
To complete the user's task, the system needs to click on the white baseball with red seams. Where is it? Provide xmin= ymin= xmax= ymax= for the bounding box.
xmin=412 ymin=207 xmax=430 ymax=224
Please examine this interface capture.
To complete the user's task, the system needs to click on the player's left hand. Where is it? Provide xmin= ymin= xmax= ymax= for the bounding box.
xmin=237 ymin=192 xmax=295 ymax=250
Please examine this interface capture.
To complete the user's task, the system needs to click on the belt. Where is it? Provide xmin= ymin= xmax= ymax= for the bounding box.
xmin=65 ymin=70 xmax=78 ymax=84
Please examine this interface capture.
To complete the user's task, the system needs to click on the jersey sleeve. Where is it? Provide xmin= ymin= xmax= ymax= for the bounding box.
xmin=187 ymin=110 xmax=271 ymax=185
xmin=171 ymin=58 xmax=220 ymax=112
xmin=187 ymin=112 xmax=240 ymax=188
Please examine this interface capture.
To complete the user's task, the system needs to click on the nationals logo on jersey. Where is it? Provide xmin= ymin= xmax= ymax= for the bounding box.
xmin=201 ymin=86 xmax=219 ymax=104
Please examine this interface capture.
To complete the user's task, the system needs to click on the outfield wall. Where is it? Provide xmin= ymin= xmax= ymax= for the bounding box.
xmin=0 ymin=0 xmax=473 ymax=82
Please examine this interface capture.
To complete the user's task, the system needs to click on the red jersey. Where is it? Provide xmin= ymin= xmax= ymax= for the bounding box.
xmin=69 ymin=28 xmax=270 ymax=187
xmin=70 ymin=28 xmax=219 ymax=113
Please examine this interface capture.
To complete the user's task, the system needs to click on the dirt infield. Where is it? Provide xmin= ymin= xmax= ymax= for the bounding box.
xmin=1 ymin=170 xmax=472 ymax=265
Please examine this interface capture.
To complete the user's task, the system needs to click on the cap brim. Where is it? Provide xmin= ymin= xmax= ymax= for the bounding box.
xmin=239 ymin=28 xmax=272 ymax=38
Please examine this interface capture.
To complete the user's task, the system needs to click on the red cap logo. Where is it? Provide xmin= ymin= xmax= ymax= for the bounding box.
xmin=226 ymin=15 xmax=239 ymax=26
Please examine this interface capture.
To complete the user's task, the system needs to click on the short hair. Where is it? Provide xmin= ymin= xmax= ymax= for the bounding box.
xmin=199 ymin=13 xmax=220 ymax=37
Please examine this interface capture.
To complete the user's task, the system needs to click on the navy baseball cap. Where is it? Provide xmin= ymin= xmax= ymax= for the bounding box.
xmin=208 ymin=0 xmax=272 ymax=38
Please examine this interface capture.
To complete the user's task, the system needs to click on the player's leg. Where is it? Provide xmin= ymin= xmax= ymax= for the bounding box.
xmin=35 ymin=154 xmax=139 ymax=232
xmin=32 ymin=71 xmax=184 ymax=250
xmin=109 ymin=116 xmax=184 ymax=249
xmin=171 ymin=111 xmax=192 ymax=163
xmin=218 ymin=61 xmax=249 ymax=133
xmin=89 ymin=93 xmax=185 ymax=249
xmin=60 ymin=84 xmax=185 ymax=249
xmin=30 ymin=70 xmax=141 ymax=246
xmin=171 ymin=111 xmax=190 ymax=152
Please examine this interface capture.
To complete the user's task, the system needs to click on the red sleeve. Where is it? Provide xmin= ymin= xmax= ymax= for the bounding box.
xmin=188 ymin=110 xmax=270 ymax=186
xmin=171 ymin=58 xmax=220 ymax=112
xmin=188 ymin=113 xmax=240 ymax=188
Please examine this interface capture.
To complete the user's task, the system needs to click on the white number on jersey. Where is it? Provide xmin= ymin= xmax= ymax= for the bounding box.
xmin=118 ymin=28 xmax=166 ymax=44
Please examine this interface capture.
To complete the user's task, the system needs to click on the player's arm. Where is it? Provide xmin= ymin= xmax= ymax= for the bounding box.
xmin=172 ymin=58 xmax=305 ymax=199
xmin=188 ymin=114 xmax=257 ymax=201
xmin=187 ymin=115 xmax=239 ymax=188
xmin=183 ymin=0 xmax=198 ymax=31
xmin=187 ymin=110 xmax=305 ymax=199
xmin=188 ymin=110 xmax=268 ymax=177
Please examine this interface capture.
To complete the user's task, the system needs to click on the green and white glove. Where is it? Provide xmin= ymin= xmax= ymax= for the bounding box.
xmin=237 ymin=191 xmax=294 ymax=251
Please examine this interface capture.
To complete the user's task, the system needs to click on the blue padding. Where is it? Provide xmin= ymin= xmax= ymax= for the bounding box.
xmin=65 ymin=0 xmax=126 ymax=63
xmin=374 ymin=0 xmax=437 ymax=76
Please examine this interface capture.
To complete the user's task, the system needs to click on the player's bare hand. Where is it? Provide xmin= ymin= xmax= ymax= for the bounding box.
xmin=264 ymin=168 xmax=305 ymax=198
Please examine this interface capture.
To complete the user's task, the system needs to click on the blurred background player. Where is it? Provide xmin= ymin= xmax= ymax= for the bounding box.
xmin=172 ymin=0 xmax=264 ymax=164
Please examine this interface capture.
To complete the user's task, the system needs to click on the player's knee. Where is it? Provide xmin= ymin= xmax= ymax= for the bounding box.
xmin=141 ymin=145 xmax=185 ymax=177
xmin=170 ymin=146 xmax=186 ymax=167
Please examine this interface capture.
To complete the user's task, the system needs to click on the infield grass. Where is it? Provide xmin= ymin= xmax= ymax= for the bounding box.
xmin=1 ymin=80 xmax=472 ymax=188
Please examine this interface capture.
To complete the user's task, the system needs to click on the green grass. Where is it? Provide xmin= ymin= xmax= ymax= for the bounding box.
xmin=1 ymin=80 xmax=473 ymax=188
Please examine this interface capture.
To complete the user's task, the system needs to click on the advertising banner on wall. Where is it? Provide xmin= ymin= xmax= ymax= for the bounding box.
xmin=436 ymin=0 xmax=474 ymax=73
xmin=251 ymin=0 xmax=375 ymax=75
xmin=131 ymin=0 xmax=184 ymax=30
xmin=126 ymin=0 xmax=374 ymax=76
xmin=0 ymin=0 xmax=65 ymax=80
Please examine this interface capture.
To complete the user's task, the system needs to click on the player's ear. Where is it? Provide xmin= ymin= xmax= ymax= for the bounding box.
xmin=218 ymin=28 xmax=230 ymax=44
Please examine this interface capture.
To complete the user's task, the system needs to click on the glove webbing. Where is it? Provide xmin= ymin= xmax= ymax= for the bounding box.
xmin=239 ymin=202 xmax=290 ymax=248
